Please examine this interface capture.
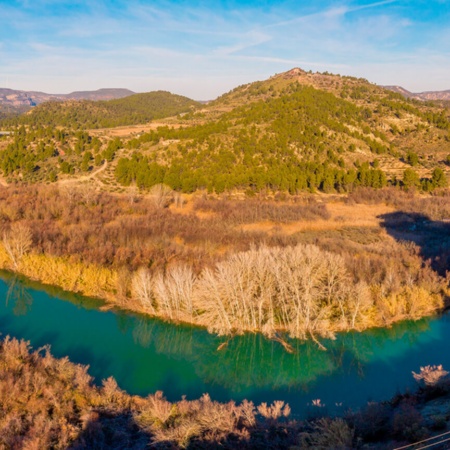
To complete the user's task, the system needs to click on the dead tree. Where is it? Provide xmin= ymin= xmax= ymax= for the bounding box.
xmin=3 ymin=223 xmax=32 ymax=269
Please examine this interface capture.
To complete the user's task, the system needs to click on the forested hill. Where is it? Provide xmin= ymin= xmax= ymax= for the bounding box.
xmin=1 ymin=68 xmax=449 ymax=192
xmin=114 ymin=69 xmax=450 ymax=193
xmin=0 ymin=104 xmax=31 ymax=121
xmin=2 ymin=91 xmax=200 ymax=129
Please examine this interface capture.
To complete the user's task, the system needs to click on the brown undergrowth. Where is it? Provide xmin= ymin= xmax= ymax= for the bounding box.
xmin=0 ymin=185 xmax=448 ymax=340
xmin=0 ymin=335 xmax=297 ymax=449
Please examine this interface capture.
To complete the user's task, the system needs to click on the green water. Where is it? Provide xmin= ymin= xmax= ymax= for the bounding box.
xmin=0 ymin=271 xmax=449 ymax=417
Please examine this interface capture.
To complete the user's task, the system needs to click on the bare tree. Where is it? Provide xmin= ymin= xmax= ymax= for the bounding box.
xmin=131 ymin=267 xmax=156 ymax=313
xmin=78 ymin=182 xmax=99 ymax=206
xmin=153 ymin=265 xmax=196 ymax=321
xmin=194 ymin=244 xmax=356 ymax=340
xmin=347 ymin=281 xmax=372 ymax=329
xmin=59 ymin=183 xmax=79 ymax=207
xmin=173 ymin=192 xmax=185 ymax=208
xmin=149 ymin=184 xmax=173 ymax=208
xmin=3 ymin=223 xmax=32 ymax=269
xmin=127 ymin=184 xmax=140 ymax=205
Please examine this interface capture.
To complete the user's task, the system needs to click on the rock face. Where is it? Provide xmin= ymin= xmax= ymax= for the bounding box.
xmin=0 ymin=88 xmax=135 ymax=108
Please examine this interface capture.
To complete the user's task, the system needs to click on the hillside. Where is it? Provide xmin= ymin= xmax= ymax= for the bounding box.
xmin=63 ymin=88 xmax=135 ymax=101
xmin=0 ymin=103 xmax=30 ymax=120
xmin=0 ymin=68 xmax=449 ymax=191
xmin=2 ymin=91 xmax=200 ymax=129
xmin=112 ymin=68 xmax=450 ymax=193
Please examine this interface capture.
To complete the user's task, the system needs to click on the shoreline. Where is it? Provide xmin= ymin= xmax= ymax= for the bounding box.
xmin=2 ymin=332 xmax=450 ymax=449
xmin=0 ymin=243 xmax=445 ymax=346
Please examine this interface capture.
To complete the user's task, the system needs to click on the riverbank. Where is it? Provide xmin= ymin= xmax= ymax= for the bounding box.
xmin=0 ymin=240 xmax=446 ymax=343
xmin=0 ymin=185 xmax=448 ymax=342
xmin=2 ymin=334 xmax=450 ymax=449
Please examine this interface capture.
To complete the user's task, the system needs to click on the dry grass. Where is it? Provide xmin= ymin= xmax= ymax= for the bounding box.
xmin=237 ymin=201 xmax=394 ymax=235
xmin=0 ymin=185 xmax=447 ymax=341
xmin=88 ymin=120 xmax=186 ymax=138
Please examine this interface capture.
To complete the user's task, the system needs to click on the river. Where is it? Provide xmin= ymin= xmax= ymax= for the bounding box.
xmin=1 ymin=270 xmax=449 ymax=418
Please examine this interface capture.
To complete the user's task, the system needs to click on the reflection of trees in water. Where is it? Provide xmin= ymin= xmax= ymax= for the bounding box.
xmin=132 ymin=318 xmax=198 ymax=357
xmin=116 ymin=312 xmax=134 ymax=335
xmin=195 ymin=335 xmax=336 ymax=391
xmin=131 ymin=319 xmax=337 ymax=391
xmin=130 ymin=315 xmax=434 ymax=393
xmin=0 ymin=269 xmax=104 ymax=311
xmin=0 ymin=272 xmax=436 ymax=394
xmin=5 ymin=276 xmax=33 ymax=316
xmin=331 ymin=318 xmax=432 ymax=379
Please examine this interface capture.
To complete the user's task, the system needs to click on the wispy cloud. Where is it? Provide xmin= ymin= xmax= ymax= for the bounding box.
xmin=214 ymin=31 xmax=272 ymax=56
xmin=0 ymin=0 xmax=448 ymax=97
xmin=267 ymin=0 xmax=399 ymax=29
xmin=234 ymin=55 xmax=350 ymax=69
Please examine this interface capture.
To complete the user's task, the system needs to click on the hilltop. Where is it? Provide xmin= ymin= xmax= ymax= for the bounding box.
xmin=110 ymin=68 xmax=450 ymax=193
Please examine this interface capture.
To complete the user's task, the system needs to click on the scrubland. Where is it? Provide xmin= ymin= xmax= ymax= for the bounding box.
xmin=0 ymin=184 xmax=448 ymax=341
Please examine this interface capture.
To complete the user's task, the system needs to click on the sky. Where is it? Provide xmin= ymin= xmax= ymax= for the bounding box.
xmin=0 ymin=0 xmax=449 ymax=99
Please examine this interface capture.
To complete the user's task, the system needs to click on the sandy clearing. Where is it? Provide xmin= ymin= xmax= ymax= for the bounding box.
xmin=239 ymin=202 xmax=395 ymax=235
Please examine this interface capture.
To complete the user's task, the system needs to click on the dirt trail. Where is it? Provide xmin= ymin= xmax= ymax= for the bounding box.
xmin=57 ymin=161 xmax=108 ymax=186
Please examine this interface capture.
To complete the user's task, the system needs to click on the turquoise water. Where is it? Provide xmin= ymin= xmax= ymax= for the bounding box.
xmin=1 ymin=271 xmax=449 ymax=417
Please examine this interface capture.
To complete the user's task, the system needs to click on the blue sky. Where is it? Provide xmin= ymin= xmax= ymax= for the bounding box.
xmin=0 ymin=0 xmax=449 ymax=99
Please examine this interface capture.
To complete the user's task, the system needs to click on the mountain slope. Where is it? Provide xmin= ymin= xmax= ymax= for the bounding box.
xmin=113 ymin=68 xmax=450 ymax=193
xmin=383 ymin=85 xmax=450 ymax=101
xmin=3 ymin=91 xmax=200 ymax=129
xmin=1 ymin=68 xmax=449 ymax=191
xmin=64 ymin=88 xmax=135 ymax=101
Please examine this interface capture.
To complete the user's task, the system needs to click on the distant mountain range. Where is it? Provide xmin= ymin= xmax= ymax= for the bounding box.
xmin=383 ymin=86 xmax=450 ymax=101
xmin=0 ymin=88 xmax=135 ymax=107
xmin=2 ymin=83 xmax=449 ymax=111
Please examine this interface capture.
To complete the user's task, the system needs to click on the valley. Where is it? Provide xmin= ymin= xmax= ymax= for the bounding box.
xmin=0 ymin=67 xmax=450 ymax=449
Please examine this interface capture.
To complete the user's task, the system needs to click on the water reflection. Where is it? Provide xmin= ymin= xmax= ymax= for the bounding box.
xmin=129 ymin=313 xmax=433 ymax=392
xmin=0 ymin=270 xmax=444 ymax=411
xmin=5 ymin=276 xmax=33 ymax=316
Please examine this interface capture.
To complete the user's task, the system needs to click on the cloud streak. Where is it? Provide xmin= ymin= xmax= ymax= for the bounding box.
xmin=0 ymin=0 xmax=448 ymax=98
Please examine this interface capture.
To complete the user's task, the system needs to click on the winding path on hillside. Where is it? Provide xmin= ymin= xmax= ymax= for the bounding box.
xmin=57 ymin=160 xmax=108 ymax=186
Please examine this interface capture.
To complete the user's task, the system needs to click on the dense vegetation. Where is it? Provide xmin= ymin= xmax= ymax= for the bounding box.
xmin=116 ymin=85 xmax=390 ymax=193
xmin=0 ymin=185 xmax=447 ymax=340
xmin=112 ymin=77 xmax=450 ymax=194
xmin=0 ymin=125 xmax=122 ymax=182
xmin=1 ymin=91 xmax=200 ymax=129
